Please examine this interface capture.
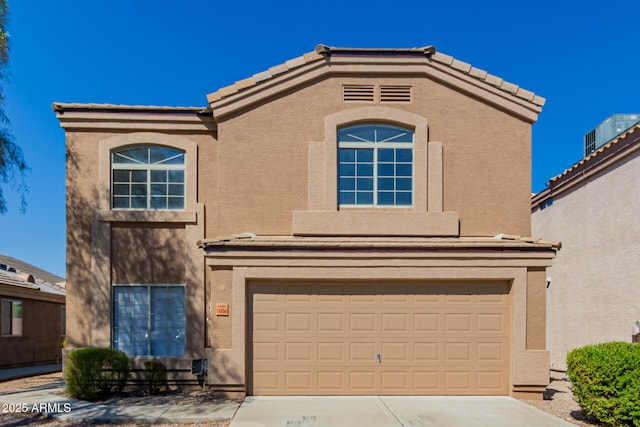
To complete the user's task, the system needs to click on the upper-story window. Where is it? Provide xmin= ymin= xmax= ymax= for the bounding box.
xmin=338 ymin=123 xmax=413 ymax=207
xmin=111 ymin=146 xmax=185 ymax=210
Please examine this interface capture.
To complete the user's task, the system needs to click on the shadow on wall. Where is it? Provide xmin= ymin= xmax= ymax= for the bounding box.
xmin=65 ymin=143 xmax=241 ymax=387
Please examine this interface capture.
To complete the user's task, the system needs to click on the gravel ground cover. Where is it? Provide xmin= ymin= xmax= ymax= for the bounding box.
xmin=522 ymin=378 xmax=601 ymax=426
xmin=0 ymin=373 xmax=602 ymax=426
xmin=0 ymin=373 xmax=231 ymax=426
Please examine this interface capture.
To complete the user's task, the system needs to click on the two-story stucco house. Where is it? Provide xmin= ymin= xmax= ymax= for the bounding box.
xmin=55 ymin=45 xmax=558 ymax=399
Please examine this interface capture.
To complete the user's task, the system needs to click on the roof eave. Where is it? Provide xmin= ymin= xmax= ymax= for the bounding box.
xmin=53 ymin=103 xmax=216 ymax=132
xmin=207 ymin=48 xmax=544 ymax=122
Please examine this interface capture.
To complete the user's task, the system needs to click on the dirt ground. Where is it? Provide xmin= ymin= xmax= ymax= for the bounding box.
xmin=0 ymin=373 xmax=601 ymax=426
xmin=0 ymin=373 xmax=231 ymax=426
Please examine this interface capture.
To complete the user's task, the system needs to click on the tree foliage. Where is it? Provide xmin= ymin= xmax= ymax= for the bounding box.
xmin=0 ymin=0 xmax=27 ymax=214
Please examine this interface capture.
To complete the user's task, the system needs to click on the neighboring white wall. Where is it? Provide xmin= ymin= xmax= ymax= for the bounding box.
xmin=532 ymin=150 xmax=640 ymax=373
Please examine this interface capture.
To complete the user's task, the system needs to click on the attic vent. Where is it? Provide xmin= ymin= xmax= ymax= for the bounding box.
xmin=380 ymin=85 xmax=412 ymax=103
xmin=343 ymin=85 xmax=374 ymax=102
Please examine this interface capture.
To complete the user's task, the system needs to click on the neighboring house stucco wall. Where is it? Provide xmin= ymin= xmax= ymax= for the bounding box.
xmin=532 ymin=139 xmax=640 ymax=372
xmin=0 ymin=297 xmax=64 ymax=367
xmin=0 ymin=267 xmax=66 ymax=368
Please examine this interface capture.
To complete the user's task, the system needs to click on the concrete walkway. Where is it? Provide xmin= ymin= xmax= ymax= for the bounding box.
xmin=0 ymin=368 xmax=574 ymax=426
xmin=229 ymin=396 xmax=575 ymax=427
xmin=0 ymin=381 xmax=239 ymax=423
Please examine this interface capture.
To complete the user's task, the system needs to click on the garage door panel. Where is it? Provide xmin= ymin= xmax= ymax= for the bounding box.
xmin=477 ymin=313 xmax=505 ymax=331
xmin=285 ymin=371 xmax=313 ymax=391
xmin=414 ymin=371 xmax=441 ymax=391
xmin=380 ymin=342 xmax=409 ymax=362
xmin=349 ymin=341 xmax=377 ymax=362
xmin=285 ymin=342 xmax=313 ymax=361
xmin=477 ymin=342 xmax=505 ymax=361
xmin=253 ymin=312 xmax=279 ymax=332
xmin=285 ymin=312 xmax=312 ymax=332
xmin=349 ymin=312 xmax=377 ymax=332
xmin=349 ymin=370 xmax=378 ymax=392
xmin=445 ymin=371 xmax=472 ymax=391
xmin=317 ymin=371 xmax=345 ymax=391
xmin=413 ymin=342 xmax=440 ymax=361
xmin=317 ymin=312 xmax=345 ymax=332
xmin=254 ymin=342 xmax=279 ymax=361
xmin=381 ymin=371 xmax=410 ymax=391
xmin=317 ymin=342 xmax=344 ymax=361
xmin=445 ymin=313 xmax=472 ymax=332
xmin=381 ymin=313 xmax=409 ymax=332
xmin=249 ymin=281 xmax=509 ymax=395
xmin=414 ymin=313 xmax=440 ymax=332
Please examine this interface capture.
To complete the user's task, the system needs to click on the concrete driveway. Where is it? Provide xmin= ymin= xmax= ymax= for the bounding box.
xmin=229 ymin=396 xmax=574 ymax=427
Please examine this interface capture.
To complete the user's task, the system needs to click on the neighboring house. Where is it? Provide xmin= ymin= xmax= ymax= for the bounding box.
xmin=532 ymin=120 xmax=640 ymax=374
xmin=55 ymin=45 xmax=558 ymax=399
xmin=0 ymin=256 xmax=66 ymax=368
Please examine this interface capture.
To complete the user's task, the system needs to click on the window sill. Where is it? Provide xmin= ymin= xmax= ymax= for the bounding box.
xmin=292 ymin=210 xmax=459 ymax=236
xmin=96 ymin=209 xmax=197 ymax=223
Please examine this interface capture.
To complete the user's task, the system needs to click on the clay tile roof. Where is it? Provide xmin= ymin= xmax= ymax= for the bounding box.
xmin=206 ymin=44 xmax=545 ymax=108
xmin=0 ymin=254 xmax=65 ymax=284
xmin=198 ymin=234 xmax=560 ymax=251
xmin=549 ymin=122 xmax=640 ymax=184
xmin=52 ymin=103 xmax=208 ymax=113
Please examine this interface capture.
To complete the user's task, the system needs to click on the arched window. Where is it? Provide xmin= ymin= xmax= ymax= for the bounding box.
xmin=111 ymin=146 xmax=185 ymax=210
xmin=338 ymin=123 xmax=413 ymax=207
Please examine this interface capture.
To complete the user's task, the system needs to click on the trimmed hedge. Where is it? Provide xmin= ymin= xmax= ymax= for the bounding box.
xmin=144 ymin=360 xmax=168 ymax=395
xmin=64 ymin=348 xmax=130 ymax=401
xmin=567 ymin=342 xmax=640 ymax=427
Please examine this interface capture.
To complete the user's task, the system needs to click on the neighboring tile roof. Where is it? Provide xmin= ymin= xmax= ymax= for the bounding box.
xmin=198 ymin=234 xmax=561 ymax=250
xmin=0 ymin=254 xmax=64 ymax=284
xmin=532 ymin=121 xmax=640 ymax=209
xmin=206 ymin=44 xmax=545 ymax=108
xmin=0 ymin=269 xmax=66 ymax=296
xmin=549 ymin=122 xmax=640 ymax=184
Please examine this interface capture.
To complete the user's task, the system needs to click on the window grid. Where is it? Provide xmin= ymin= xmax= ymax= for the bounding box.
xmin=338 ymin=124 xmax=413 ymax=207
xmin=111 ymin=146 xmax=185 ymax=211
xmin=112 ymin=285 xmax=186 ymax=357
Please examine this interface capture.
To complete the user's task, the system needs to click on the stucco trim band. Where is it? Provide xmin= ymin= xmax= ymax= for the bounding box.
xmin=292 ymin=210 xmax=459 ymax=236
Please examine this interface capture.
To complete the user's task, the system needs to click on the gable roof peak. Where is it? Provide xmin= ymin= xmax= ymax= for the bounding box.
xmin=207 ymin=44 xmax=545 ymax=121
xmin=314 ymin=44 xmax=436 ymax=57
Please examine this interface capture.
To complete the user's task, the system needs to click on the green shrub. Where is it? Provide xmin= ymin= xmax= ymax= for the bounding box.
xmin=567 ymin=342 xmax=640 ymax=427
xmin=143 ymin=360 xmax=168 ymax=395
xmin=64 ymin=348 xmax=131 ymax=401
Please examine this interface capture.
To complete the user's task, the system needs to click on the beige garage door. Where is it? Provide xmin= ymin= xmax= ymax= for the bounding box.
xmin=249 ymin=281 xmax=510 ymax=395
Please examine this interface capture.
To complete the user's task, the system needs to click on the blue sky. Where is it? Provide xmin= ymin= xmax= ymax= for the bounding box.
xmin=1 ymin=0 xmax=638 ymax=277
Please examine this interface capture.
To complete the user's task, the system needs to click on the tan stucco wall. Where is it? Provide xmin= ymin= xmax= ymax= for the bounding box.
xmin=205 ymin=247 xmax=554 ymax=397
xmin=61 ymin=64 xmax=543 ymax=394
xmin=214 ymin=76 xmax=532 ymax=238
xmin=532 ymin=150 xmax=640 ymax=372
xmin=65 ymin=130 xmax=212 ymax=355
xmin=111 ymin=224 xmax=186 ymax=284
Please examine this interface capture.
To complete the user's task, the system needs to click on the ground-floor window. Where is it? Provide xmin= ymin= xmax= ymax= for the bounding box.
xmin=1 ymin=299 xmax=23 ymax=337
xmin=112 ymin=285 xmax=185 ymax=357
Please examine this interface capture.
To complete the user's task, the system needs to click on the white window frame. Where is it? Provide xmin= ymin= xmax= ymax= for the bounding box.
xmin=1 ymin=299 xmax=23 ymax=337
xmin=338 ymin=123 xmax=414 ymax=208
xmin=111 ymin=284 xmax=186 ymax=357
xmin=61 ymin=306 xmax=66 ymax=337
xmin=111 ymin=145 xmax=186 ymax=211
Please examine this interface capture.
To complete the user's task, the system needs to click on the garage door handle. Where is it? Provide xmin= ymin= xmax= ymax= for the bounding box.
xmin=377 ymin=353 xmax=381 ymax=363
